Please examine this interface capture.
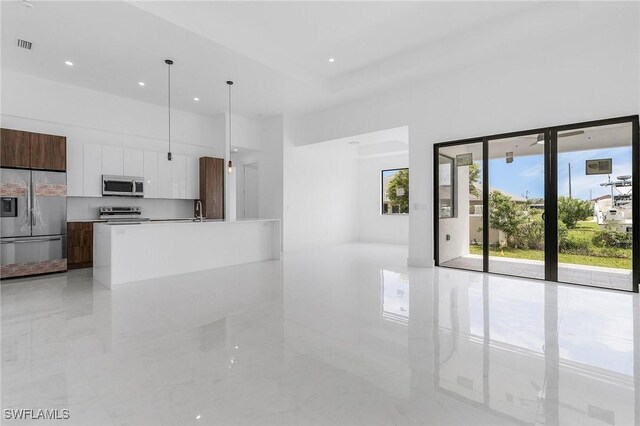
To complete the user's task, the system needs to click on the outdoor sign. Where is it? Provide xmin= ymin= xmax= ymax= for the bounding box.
xmin=586 ymin=158 xmax=612 ymax=175
xmin=456 ymin=153 xmax=473 ymax=167
xmin=506 ymin=151 xmax=513 ymax=164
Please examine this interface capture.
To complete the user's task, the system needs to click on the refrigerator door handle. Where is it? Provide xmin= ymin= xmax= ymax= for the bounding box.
xmin=27 ymin=178 xmax=32 ymax=226
xmin=1 ymin=237 xmax=62 ymax=244
xmin=30 ymin=176 xmax=36 ymax=227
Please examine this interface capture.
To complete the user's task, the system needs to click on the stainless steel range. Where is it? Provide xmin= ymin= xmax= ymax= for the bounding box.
xmin=1 ymin=168 xmax=67 ymax=278
xmin=99 ymin=206 xmax=150 ymax=223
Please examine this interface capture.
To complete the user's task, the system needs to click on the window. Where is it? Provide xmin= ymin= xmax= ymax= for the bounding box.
xmin=381 ymin=168 xmax=409 ymax=214
xmin=438 ymin=154 xmax=455 ymax=218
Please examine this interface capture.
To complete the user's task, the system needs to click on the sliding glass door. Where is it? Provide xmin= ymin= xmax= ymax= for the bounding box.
xmin=555 ymin=121 xmax=635 ymax=291
xmin=434 ymin=115 xmax=639 ymax=292
xmin=436 ymin=142 xmax=484 ymax=272
xmin=487 ymin=133 xmax=546 ymax=280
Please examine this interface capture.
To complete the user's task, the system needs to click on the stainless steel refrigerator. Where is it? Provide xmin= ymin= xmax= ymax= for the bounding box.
xmin=1 ymin=168 xmax=67 ymax=278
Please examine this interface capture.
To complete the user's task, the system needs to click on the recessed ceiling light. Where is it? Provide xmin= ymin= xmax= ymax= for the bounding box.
xmin=138 ymin=81 xmax=145 ymax=86
xmin=64 ymin=61 xmax=74 ymax=66
xmin=328 ymin=58 xmax=335 ymax=63
xmin=231 ymin=148 xmax=239 ymax=153
xmin=193 ymin=97 xmax=199 ymax=102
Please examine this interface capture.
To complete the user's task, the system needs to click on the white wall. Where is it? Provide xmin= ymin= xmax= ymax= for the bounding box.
xmin=437 ymin=165 xmax=470 ymax=263
xmin=283 ymin=135 xmax=359 ymax=251
xmin=1 ymin=70 xmax=225 ymax=220
xmin=358 ymin=153 xmax=409 ymax=246
xmin=67 ymin=197 xmax=193 ymax=221
xmin=285 ymin=2 xmax=640 ymax=266
xmin=258 ymin=116 xmax=284 ymax=225
xmin=231 ymin=148 xmax=260 ymax=219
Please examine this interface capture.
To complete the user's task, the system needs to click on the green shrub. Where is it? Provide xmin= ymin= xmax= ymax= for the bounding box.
xmin=597 ymin=247 xmax=630 ymax=259
xmin=561 ymin=233 xmax=591 ymax=254
xmin=592 ymin=229 xmax=631 ymax=248
xmin=520 ymin=217 xmax=545 ymax=250
xmin=558 ymin=197 xmax=593 ymax=229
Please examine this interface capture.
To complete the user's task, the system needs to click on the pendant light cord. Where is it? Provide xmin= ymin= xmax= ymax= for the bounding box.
xmin=228 ymin=82 xmax=232 ymax=151
xmin=165 ymin=59 xmax=173 ymax=160
xmin=168 ymin=62 xmax=171 ymax=156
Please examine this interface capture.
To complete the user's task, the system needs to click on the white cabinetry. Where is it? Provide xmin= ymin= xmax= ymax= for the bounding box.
xmin=143 ymin=151 xmax=159 ymax=199
xmin=123 ymin=148 xmax=144 ymax=177
xmin=157 ymin=155 xmax=172 ymax=199
xmin=171 ymin=155 xmax=187 ymax=199
xmin=102 ymin=146 xmax=124 ymax=176
xmin=66 ymin=140 xmax=83 ymax=196
xmin=66 ymin=142 xmax=200 ymax=199
xmin=83 ymin=143 xmax=103 ymax=197
xmin=186 ymin=156 xmax=200 ymax=200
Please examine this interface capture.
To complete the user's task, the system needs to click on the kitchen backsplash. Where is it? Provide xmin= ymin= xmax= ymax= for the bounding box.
xmin=67 ymin=197 xmax=194 ymax=221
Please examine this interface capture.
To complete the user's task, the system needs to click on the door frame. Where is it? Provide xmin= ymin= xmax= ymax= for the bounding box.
xmin=434 ymin=114 xmax=639 ymax=293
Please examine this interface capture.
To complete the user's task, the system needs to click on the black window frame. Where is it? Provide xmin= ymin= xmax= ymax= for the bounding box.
xmin=381 ymin=167 xmax=409 ymax=215
xmin=433 ymin=114 xmax=639 ymax=293
xmin=437 ymin=154 xmax=456 ymax=219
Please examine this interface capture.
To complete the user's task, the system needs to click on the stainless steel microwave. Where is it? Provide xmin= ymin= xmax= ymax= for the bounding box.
xmin=102 ymin=175 xmax=144 ymax=197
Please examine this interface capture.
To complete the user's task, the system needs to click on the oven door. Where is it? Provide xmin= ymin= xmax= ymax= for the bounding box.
xmin=103 ymin=177 xmax=134 ymax=196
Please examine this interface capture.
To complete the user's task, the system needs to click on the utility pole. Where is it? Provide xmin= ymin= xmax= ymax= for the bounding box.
xmin=568 ymin=163 xmax=572 ymax=199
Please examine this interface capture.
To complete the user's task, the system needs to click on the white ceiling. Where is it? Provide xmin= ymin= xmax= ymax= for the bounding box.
xmin=1 ymin=0 xmax=290 ymax=116
xmin=2 ymin=1 xmax=579 ymax=117
xmin=438 ymin=122 xmax=634 ymax=159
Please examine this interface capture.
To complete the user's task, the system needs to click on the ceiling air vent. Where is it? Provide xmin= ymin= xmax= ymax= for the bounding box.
xmin=16 ymin=38 xmax=32 ymax=50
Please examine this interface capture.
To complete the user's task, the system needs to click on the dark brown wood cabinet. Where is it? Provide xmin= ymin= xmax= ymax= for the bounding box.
xmin=0 ymin=128 xmax=66 ymax=171
xmin=67 ymin=222 xmax=95 ymax=269
xmin=30 ymin=133 xmax=66 ymax=171
xmin=199 ymin=157 xmax=225 ymax=219
xmin=1 ymin=128 xmax=31 ymax=168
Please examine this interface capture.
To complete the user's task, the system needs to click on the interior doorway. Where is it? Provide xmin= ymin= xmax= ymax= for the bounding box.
xmin=434 ymin=115 xmax=639 ymax=292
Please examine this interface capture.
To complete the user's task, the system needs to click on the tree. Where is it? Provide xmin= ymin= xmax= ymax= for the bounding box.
xmin=558 ymin=196 xmax=593 ymax=228
xmin=489 ymin=191 xmax=526 ymax=248
xmin=469 ymin=163 xmax=481 ymax=197
xmin=387 ymin=169 xmax=409 ymax=213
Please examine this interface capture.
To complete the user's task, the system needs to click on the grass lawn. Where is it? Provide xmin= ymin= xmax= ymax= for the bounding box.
xmin=469 ymin=220 xmax=632 ymax=270
xmin=469 ymin=245 xmax=631 ymax=269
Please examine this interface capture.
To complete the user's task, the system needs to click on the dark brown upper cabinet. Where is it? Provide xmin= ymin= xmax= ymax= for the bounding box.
xmin=30 ymin=133 xmax=66 ymax=171
xmin=1 ymin=128 xmax=31 ymax=168
xmin=199 ymin=157 xmax=225 ymax=219
xmin=0 ymin=128 xmax=66 ymax=171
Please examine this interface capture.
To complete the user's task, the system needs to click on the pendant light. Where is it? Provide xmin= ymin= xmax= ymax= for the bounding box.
xmin=227 ymin=80 xmax=234 ymax=174
xmin=165 ymin=59 xmax=173 ymax=161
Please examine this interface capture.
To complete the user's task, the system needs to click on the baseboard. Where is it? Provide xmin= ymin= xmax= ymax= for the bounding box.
xmin=407 ymin=257 xmax=434 ymax=268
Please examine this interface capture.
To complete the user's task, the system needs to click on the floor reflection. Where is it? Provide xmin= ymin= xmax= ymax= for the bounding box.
xmin=430 ymin=268 xmax=638 ymax=425
xmin=381 ymin=269 xmax=409 ymax=324
xmin=2 ymin=244 xmax=639 ymax=425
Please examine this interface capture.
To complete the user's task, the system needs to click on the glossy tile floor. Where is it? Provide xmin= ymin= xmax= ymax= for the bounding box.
xmin=2 ymin=243 xmax=639 ymax=425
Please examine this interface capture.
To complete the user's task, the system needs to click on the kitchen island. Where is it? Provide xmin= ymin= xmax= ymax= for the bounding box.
xmin=93 ymin=219 xmax=280 ymax=288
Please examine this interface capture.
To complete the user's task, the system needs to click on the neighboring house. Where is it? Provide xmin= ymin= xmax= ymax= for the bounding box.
xmin=469 ymin=184 xmax=527 ymax=215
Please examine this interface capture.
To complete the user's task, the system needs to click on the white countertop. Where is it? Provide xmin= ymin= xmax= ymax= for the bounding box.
xmin=95 ymin=218 xmax=278 ymax=227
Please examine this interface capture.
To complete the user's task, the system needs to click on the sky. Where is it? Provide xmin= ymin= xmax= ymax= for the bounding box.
xmin=485 ymin=146 xmax=632 ymax=201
